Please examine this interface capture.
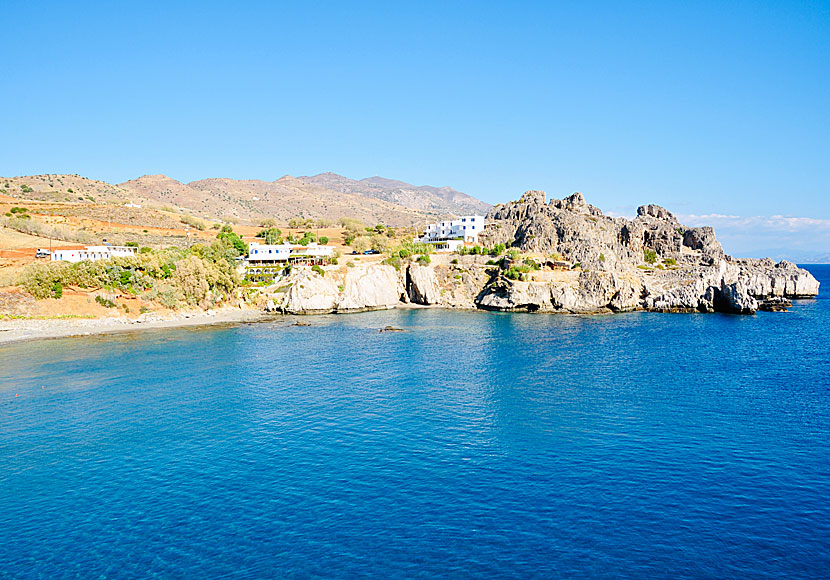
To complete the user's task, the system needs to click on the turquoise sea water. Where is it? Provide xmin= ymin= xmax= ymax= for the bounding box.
xmin=1 ymin=266 xmax=829 ymax=579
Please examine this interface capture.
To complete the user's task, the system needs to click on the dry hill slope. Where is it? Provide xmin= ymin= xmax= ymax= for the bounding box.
xmin=298 ymin=172 xmax=491 ymax=215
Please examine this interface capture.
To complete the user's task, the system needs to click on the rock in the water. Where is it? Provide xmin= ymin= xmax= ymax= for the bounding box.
xmin=379 ymin=326 xmax=405 ymax=332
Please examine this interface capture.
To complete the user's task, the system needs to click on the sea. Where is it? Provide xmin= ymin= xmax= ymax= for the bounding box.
xmin=1 ymin=265 xmax=829 ymax=579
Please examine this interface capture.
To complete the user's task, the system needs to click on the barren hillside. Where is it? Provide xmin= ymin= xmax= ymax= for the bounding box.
xmin=299 ymin=172 xmax=491 ymax=215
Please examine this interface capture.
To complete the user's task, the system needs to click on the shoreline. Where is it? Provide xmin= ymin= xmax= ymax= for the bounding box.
xmin=0 ymin=306 xmax=267 ymax=345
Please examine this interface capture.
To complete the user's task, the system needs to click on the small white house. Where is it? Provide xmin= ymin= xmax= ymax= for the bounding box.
xmin=51 ymin=245 xmax=138 ymax=263
xmin=418 ymin=215 xmax=486 ymax=251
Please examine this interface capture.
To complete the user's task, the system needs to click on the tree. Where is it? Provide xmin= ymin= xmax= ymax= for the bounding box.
xmin=260 ymin=218 xmax=278 ymax=228
xmin=217 ymin=225 xmax=246 ymax=256
xmin=319 ymin=236 xmax=329 ymax=245
xmin=352 ymin=236 xmax=370 ymax=253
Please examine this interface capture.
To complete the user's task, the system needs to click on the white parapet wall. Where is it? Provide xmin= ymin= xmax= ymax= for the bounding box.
xmin=51 ymin=246 xmax=138 ymax=262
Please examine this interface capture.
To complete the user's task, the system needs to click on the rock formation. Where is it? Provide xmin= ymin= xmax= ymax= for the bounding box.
xmin=266 ymin=191 xmax=819 ymax=316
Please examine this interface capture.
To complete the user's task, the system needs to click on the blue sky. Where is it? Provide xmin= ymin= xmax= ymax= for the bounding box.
xmin=1 ymin=1 xmax=828 ymax=257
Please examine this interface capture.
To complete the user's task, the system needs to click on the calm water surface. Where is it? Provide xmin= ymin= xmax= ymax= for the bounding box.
xmin=1 ymin=266 xmax=829 ymax=579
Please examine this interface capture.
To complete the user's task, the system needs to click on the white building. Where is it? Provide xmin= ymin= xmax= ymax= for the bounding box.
xmin=245 ymin=242 xmax=334 ymax=279
xmin=418 ymin=215 xmax=486 ymax=251
xmin=51 ymin=245 xmax=138 ymax=263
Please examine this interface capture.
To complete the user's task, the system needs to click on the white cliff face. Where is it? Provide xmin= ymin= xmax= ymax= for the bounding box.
xmin=280 ymin=269 xmax=339 ymax=313
xmin=338 ymin=265 xmax=404 ymax=311
xmin=274 ymin=264 xmax=404 ymax=314
xmin=407 ymin=264 xmax=442 ymax=305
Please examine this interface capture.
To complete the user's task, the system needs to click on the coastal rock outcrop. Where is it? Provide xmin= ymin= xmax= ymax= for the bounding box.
xmin=273 ymin=264 xmax=404 ymax=314
xmin=266 ymin=190 xmax=819 ymax=317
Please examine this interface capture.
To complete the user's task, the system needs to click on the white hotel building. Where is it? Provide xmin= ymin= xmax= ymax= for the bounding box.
xmin=245 ymin=242 xmax=334 ymax=280
xmin=51 ymin=245 xmax=138 ymax=262
xmin=418 ymin=215 xmax=486 ymax=251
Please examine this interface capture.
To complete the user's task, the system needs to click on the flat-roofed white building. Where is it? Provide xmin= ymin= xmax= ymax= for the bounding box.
xmin=51 ymin=245 xmax=138 ymax=262
xmin=418 ymin=215 xmax=486 ymax=251
xmin=245 ymin=242 xmax=334 ymax=280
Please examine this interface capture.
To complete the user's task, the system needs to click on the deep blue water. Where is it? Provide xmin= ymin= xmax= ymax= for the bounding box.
xmin=1 ymin=266 xmax=829 ymax=579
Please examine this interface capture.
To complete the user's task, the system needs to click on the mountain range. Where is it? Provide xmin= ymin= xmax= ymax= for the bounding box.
xmin=0 ymin=172 xmax=491 ymax=227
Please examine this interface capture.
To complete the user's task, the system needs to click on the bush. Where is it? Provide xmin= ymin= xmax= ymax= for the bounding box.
xmin=451 ymin=258 xmax=459 ymax=264
xmin=664 ymin=258 xmax=677 ymax=266
xmin=644 ymin=249 xmax=658 ymax=264
xmin=52 ymin=281 xmax=62 ymax=299
xmin=172 ymin=255 xmax=209 ymax=305
xmin=347 ymin=261 xmax=355 ymax=267
xmin=126 ymin=241 xmax=139 ymax=247
xmin=319 ymin=236 xmax=329 ymax=245
xmin=140 ymin=246 xmax=152 ymax=254
xmin=95 ymin=295 xmax=116 ymax=308
xmin=181 ymin=215 xmax=206 ymax=231
xmin=312 ymin=264 xmax=325 ymax=277
xmin=507 ymin=249 xmax=521 ymax=261
xmin=417 ymin=254 xmax=431 ymax=265
xmin=383 ymin=256 xmax=402 ymax=270
xmin=490 ymin=243 xmax=506 ymax=256
xmin=217 ymin=225 xmax=246 ymax=256
xmin=599 ymin=253 xmax=606 ymax=262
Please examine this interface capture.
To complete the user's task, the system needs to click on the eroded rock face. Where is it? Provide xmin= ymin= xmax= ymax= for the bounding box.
xmin=338 ymin=265 xmax=404 ymax=311
xmin=279 ymin=269 xmax=339 ymax=314
xmin=407 ymin=264 xmax=441 ymax=305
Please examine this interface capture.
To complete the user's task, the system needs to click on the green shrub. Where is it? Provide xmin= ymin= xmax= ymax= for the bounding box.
xmin=417 ymin=254 xmax=431 ymax=265
xmin=95 ymin=295 xmax=116 ymax=308
xmin=347 ymin=261 xmax=355 ymax=268
xmin=451 ymin=258 xmax=459 ymax=264
xmin=664 ymin=258 xmax=677 ymax=266
xmin=52 ymin=281 xmax=62 ymax=299
xmin=644 ymin=249 xmax=658 ymax=264
xmin=383 ymin=256 xmax=402 ymax=271
xmin=490 ymin=243 xmax=506 ymax=256
xmin=507 ymin=248 xmax=521 ymax=261
xmin=125 ymin=241 xmax=139 ymax=248
xmin=139 ymin=247 xmax=152 ymax=254
xmin=312 ymin=264 xmax=325 ymax=277
xmin=319 ymin=236 xmax=329 ymax=245
xmin=599 ymin=253 xmax=606 ymax=262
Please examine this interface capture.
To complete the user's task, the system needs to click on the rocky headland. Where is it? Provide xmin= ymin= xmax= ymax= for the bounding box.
xmin=264 ymin=191 xmax=819 ymax=315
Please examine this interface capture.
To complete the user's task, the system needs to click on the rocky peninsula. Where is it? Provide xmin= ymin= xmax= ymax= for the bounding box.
xmin=265 ymin=191 xmax=819 ymax=315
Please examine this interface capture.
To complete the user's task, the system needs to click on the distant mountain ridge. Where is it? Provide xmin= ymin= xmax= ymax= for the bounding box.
xmin=1 ymin=172 xmax=489 ymax=227
xmin=297 ymin=172 xmax=491 ymax=216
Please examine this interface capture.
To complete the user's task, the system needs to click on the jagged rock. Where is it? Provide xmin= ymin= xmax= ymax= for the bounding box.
xmin=683 ymin=227 xmax=724 ymax=256
xmin=264 ymin=299 xmax=277 ymax=312
xmin=637 ymin=204 xmax=677 ymax=221
xmin=407 ymin=264 xmax=441 ymax=305
xmin=716 ymin=280 xmax=758 ymax=314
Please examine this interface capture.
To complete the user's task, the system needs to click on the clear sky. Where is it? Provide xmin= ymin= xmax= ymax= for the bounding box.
xmin=2 ymin=1 xmax=828 ymax=257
